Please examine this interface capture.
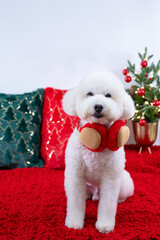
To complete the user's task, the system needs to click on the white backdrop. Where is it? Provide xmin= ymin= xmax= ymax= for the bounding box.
xmin=0 ymin=0 xmax=160 ymax=145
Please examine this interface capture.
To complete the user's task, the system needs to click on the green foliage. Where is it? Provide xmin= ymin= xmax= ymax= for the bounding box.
xmin=125 ymin=47 xmax=160 ymax=122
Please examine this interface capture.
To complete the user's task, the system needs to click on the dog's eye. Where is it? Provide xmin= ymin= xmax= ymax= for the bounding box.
xmin=87 ymin=92 xmax=94 ymax=96
xmin=105 ymin=93 xmax=111 ymax=98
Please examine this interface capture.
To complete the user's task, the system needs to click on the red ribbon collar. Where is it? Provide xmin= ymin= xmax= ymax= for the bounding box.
xmin=77 ymin=120 xmax=126 ymax=152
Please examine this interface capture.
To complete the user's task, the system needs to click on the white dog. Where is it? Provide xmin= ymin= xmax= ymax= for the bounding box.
xmin=62 ymin=72 xmax=135 ymax=233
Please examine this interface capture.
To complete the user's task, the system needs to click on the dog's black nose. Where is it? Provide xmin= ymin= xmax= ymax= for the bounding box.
xmin=94 ymin=104 xmax=103 ymax=113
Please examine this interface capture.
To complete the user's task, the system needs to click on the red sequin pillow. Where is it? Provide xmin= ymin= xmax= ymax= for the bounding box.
xmin=41 ymin=88 xmax=79 ymax=169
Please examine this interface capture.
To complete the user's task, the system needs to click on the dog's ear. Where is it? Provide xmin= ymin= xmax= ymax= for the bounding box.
xmin=121 ymin=91 xmax=135 ymax=120
xmin=62 ymin=88 xmax=77 ymax=116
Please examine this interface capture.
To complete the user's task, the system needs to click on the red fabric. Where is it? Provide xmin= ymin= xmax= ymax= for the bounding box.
xmin=41 ymin=88 xmax=79 ymax=169
xmin=0 ymin=145 xmax=160 ymax=239
xmin=77 ymin=120 xmax=126 ymax=152
xmin=107 ymin=120 xmax=126 ymax=151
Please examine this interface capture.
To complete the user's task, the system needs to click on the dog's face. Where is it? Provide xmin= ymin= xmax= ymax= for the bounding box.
xmin=63 ymin=72 xmax=135 ymax=125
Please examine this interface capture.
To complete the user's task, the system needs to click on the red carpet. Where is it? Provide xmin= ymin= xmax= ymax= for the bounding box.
xmin=0 ymin=145 xmax=160 ymax=240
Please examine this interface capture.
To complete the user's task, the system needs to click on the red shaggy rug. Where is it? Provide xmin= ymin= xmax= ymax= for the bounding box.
xmin=0 ymin=145 xmax=160 ymax=240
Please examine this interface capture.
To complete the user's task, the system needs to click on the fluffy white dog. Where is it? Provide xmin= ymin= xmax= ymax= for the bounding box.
xmin=62 ymin=72 xmax=135 ymax=233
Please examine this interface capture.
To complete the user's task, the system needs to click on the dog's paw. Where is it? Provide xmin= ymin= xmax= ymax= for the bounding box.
xmin=95 ymin=221 xmax=115 ymax=234
xmin=65 ymin=217 xmax=84 ymax=230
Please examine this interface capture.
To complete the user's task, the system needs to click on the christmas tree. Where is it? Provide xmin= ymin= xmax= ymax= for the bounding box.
xmin=123 ymin=47 xmax=160 ymax=125
xmin=31 ymin=94 xmax=42 ymax=108
xmin=3 ymin=106 xmax=16 ymax=121
xmin=16 ymin=118 xmax=29 ymax=133
xmin=31 ymin=111 xmax=40 ymax=124
xmin=3 ymin=126 xmax=15 ymax=143
xmin=17 ymin=99 xmax=29 ymax=113
xmin=17 ymin=138 xmax=28 ymax=153
xmin=49 ymin=128 xmax=60 ymax=146
xmin=52 ymin=106 xmax=62 ymax=123
xmin=60 ymin=117 xmax=73 ymax=136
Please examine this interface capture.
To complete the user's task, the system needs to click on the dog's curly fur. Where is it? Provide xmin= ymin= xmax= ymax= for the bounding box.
xmin=63 ymin=72 xmax=135 ymax=233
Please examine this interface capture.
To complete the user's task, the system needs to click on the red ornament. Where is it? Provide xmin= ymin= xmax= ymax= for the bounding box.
xmin=138 ymin=89 xmax=145 ymax=96
xmin=153 ymin=100 xmax=160 ymax=106
xmin=149 ymin=77 xmax=152 ymax=80
xmin=141 ymin=60 xmax=148 ymax=68
xmin=123 ymin=69 xmax=129 ymax=75
xmin=139 ymin=118 xmax=147 ymax=126
xmin=145 ymin=73 xmax=148 ymax=77
xmin=125 ymin=75 xmax=132 ymax=82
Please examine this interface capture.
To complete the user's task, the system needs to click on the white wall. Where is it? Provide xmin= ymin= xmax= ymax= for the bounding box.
xmin=0 ymin=0 xmax=160 ymax=145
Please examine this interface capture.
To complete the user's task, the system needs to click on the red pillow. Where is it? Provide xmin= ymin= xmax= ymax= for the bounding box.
xmin=41 ymin=88 xmax=79 ymax=169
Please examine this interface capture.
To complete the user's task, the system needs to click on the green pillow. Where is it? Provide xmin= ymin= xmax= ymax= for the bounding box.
xmin=0 ymin=89 xmax=44 ymax=169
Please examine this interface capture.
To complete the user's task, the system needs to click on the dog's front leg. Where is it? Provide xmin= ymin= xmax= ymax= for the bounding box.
xmin=96 ymin=177 xmax=121 ymax=233
xmin=65 ymin=167 xmax=86 ymax=230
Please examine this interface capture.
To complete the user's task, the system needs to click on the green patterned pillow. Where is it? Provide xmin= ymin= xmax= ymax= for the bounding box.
xmin=0 ymin=89 xmax=44 ymax=169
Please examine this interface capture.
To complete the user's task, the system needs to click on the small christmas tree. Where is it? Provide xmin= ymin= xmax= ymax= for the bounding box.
xmin=3 ymin=126 xmax=15 ymax=143
xmin=31 ymin=111 xmax=40 ymax=124
xmin=49 ymin=128 xmax=60 ymax=146
xmin=123 ymin=47 xmax=160 ymax=125
xmin=60 ymin=117 xmax=73 ymax=136
xmin=17 ymin=99 xmax=29 ymax=113
xmin=17 ymin=138 xmax=28 ymax=153
xmin=16 ymin=118 xmax=29 ymax=133
xmin=3 ymin=106 xmax=16 ymax=121
xmin=52 ymin=106 xmax=62 ymax=123
xmin=31 ymin=94 xmax=42 ymax=108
